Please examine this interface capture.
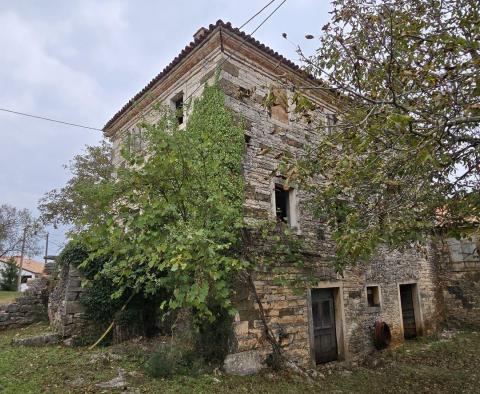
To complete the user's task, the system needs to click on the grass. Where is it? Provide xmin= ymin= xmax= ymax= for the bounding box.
xmin=0 ymin=291 xmax=20 ymax=305
xmin=0 ymin=323 xmax=479 ymax=393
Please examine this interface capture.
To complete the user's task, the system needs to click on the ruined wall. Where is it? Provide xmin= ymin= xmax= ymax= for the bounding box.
xmin=48 ymin=262 xmax=86 ymax=337
xmin=434 ymin=234 xmax=480 ymax=328
xmin=216 ymin=53 xmax=441 ymax=368
xmin=107 ymin=38 xmax=443 ymax=369
xmin=0 ymin=276 xmax=50 ymax=330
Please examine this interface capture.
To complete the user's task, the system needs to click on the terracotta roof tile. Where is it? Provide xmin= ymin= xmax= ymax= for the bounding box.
xmin=1 ymin=256 xmax=45 ymax=274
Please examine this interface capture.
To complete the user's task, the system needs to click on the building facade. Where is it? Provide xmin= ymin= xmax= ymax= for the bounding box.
xmin=103 ymin=21 xmax=478 ymax=369
xmin=0 ymin=256 xmax=44 ymax=292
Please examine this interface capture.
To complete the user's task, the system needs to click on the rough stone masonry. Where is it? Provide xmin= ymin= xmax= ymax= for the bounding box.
xmin=48 ymin=262 xmax=86 ymax=337
xmin=98 ymin=20 xmax=480 ymax=373
xmin=0 ymin=276 xmax=50 ymax=330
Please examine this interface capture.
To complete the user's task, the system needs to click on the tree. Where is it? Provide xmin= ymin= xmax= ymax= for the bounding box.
xmin=78 ymin=84 xmax=247 ymax=320
xmin=38 ymin=141 xmax=114 ymax=231
xmin=0 ymin=204 xmax=43 ymax=260
xmin=288 ymin=0 xmax=479 ymax=269
xmin=0 ymin=258 xmax=20 ymax=291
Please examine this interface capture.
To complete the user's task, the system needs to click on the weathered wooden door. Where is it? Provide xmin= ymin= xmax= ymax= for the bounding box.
xmin=400 ymin=284 xmax=417 ymax=339
xmin=311 ymin=288 xmax=338 ymax=363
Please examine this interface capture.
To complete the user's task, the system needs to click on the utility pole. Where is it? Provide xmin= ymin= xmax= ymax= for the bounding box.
xmin=17 ymin=226 xmax=28 ymax=292
xmin=44 ymin=232 xmax=49 ymax=265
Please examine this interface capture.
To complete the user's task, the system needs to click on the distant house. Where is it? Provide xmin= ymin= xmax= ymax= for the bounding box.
xmin=0 ymin=256 xmax=44 ymax=292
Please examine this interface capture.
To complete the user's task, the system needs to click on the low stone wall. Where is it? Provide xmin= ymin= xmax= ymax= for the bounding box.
xmin=48 ymin=262 xmax=86 ymax=337
xmin=0 ymin=276 xmax=50 ymax=330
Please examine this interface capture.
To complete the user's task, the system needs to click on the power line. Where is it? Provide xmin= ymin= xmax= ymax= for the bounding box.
xmin=184 ymin=0 xmax=287 ymax=104
xmin=238 ymin=0 xmax=277 ymax=29
xmin=0 ymin=108 xmax=103 ymax=131
xmin=249 ymin=0 xmax=286 ymax=36
xmin=0 ymin=0 xmax=286 ymax=134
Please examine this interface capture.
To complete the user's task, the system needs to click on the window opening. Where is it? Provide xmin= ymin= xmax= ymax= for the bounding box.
xmin=173 ymin=95 xmax=184 ymax=125
xmin=275 ymin=184 xmax=289 ymax=223
xmin=367 ymin=286 xmax=380 ymax=307
xmin=326 ymin=113 xmax=338 ymax=133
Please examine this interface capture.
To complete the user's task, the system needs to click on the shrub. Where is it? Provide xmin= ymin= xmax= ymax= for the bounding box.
xmin=196 ymin=303 xmax=231 ymax=362
xmin=80 ymin=280 xmax=123 ymax=327
xmin=56 ymin=241 xmax=88 ymax=268
xmin=145 ymin=343 xmax=204 ymax=378
xmin=0 ymin=258 xmax=19 ymax=291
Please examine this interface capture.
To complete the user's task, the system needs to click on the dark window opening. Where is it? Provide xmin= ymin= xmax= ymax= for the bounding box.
xmin=326 ymin=113 xmax=338 ymax=133
xmin=174 ymin=95 xmax=184 ymax=125
xmin=367 ymin=286 xmax=380 ymax=307
xmin=21 ymin=275 xmax=32 ymax=284
xmin=275 ymin=184 xmax=289 ymax=223
xmin=127 ymin=130 xmax=142 ymax=153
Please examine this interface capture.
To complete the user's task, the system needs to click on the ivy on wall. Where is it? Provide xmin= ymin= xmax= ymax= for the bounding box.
xmin=77 ymin=83 xmax=247 ymax=321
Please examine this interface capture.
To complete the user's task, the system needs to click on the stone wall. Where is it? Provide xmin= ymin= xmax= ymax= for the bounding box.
xmin=0 ymin=276 xmax=50 ymax=330
xmin=434 ymin=234 xmax=480 ymax=328
xmin=48 ymin=262 xmax=86 ymax=337
xmin=106 ymin=33 xmax=446 ymax=371
xmin=228 ymin=245 xmax=441 ymax=369
xmin=109 ymin=50 xmax=445 ymax=369
xmin=215 ymin=54 xmax=442 ymax=368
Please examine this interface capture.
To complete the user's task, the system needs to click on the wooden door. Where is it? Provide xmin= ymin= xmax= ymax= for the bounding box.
xmin=311 ymin=288 xmax=338 ymax=363
xmin=400 ymin=284 xmax=417 ymax=339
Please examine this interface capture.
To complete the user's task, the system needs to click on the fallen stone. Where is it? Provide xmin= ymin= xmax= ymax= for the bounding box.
xmin=89 ymin=351 xmax=123 ymax=365
xmin=95 ymin=368 xmax=126 ymax=389
xmin=67 ymin=377 xmax=85 ymax=387
xmin=6 ymin=304 xmax=19 ymax=313
xmin=285 ymin=360 xmax=314 ymax=383
xmin=11 ymin=333 xmax=60 ymax=347
xmin=439 ymin=329 xmax=458 ymax=341
xmin=224 ymin=350 xmax=264 ymax=375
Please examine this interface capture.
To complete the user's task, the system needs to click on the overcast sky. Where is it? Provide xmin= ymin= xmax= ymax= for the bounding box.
xmin=0 ymin=0 xmax=331 ymax=257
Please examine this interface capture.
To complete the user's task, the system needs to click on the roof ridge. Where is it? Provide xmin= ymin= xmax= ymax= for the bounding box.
xmin=103 ymin=19 xmax=318 ymax=132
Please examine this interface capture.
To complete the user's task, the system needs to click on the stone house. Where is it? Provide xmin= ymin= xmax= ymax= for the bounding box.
xmin=102 ymin=20 xmax=479 ymax=370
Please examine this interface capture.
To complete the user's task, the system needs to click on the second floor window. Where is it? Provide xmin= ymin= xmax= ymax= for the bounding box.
xmin=172 ymin=94 xmax=184 ymax=125
xmin=274 ymin=184 xmax=299 ymax=230
xmin=275 ymin=184 xmax=290 ymax=223
xmin=326 ymin=113 xmax=338 ymax=133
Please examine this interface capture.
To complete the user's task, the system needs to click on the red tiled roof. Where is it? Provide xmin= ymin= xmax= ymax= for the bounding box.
xmin=103 ymin=19 xmax=320 ymax=132
xmin=1 ymin=256 xmax=44 ymax=274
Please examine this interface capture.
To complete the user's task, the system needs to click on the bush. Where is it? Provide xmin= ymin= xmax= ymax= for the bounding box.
xmin=80 ymin=280 xmax=124 ymax=327
xmin=196 ymin=303 xmax=231 ymax=362
xmin=0 ymin=259 xmax=19 ymax=291
xmin=57 ymin=241 xmax=88 ymax=267
xmin=145 ymin=343 xmax=204 ymax=378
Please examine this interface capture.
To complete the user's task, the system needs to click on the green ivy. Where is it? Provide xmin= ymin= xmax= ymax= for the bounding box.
xmin=77 ymin=83 xmax=247 ymax=321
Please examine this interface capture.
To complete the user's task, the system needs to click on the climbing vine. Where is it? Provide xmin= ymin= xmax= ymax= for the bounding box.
xmin=77 ymin=83 xmax=247 ymax=321
xmin=66 ymin=81 xmax=307 ymax=367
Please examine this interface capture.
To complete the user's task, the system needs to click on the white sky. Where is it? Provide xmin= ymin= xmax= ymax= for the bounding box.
xmin=0 ymin=0 xmax=331 ymax=257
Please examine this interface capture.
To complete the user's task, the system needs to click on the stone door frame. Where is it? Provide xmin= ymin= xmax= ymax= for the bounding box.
xmin=306 ymin=282 xmax=348 ymax=366
xmin=396 ymin=281 xmax=424 ymax=338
